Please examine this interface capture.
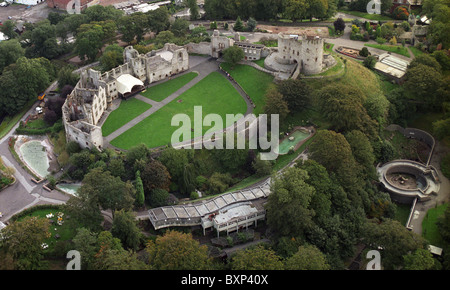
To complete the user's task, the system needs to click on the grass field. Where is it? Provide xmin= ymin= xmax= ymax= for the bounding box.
xmin=338 ymin=9 xmax=394 ymax=21
xmin=220 ymin=62 xmax=274 ymax=115
xmin=102 ymin=97 xmax=152 ymax=137
xmin=395 ymin=203 xmax=413 ymax=226
xmin=409 ymin=46 xmax=424 ymax=57
xmin=110 ymin=72 xmax=248 ymax=149
xmin=365 ymin=43 xmax=411 ymax=58
xmin=140 ymin=72 xmax=198 ymax=102
xmin=18 ymin=208 xmax=75 ymax=252
xmin=422 ymin=203 xmax=448 ymax=247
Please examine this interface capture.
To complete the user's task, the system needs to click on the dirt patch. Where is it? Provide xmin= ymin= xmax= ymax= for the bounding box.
xmin=256 ymin=25 xmax=329 ymax=37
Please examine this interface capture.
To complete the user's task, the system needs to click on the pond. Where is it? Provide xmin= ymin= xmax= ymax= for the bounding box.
xmin=56 ymin=183 xmax=82 ymax=196
xmin=277 ymin=129 xmax=311 ymax=155
xmin=19 ymin=140 xmax=50 ymax=179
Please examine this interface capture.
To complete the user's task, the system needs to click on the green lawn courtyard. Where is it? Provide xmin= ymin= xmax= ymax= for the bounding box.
xmin=364 ymin=43 xmax=411 ymax=58
xmin=422 ymin=203 xmax=448 ymax=247
xmin=101 ymin=97 xmax=152 ymax=137
xmin=220 ymin=62 xmax=274 ymax=115
xmin=110 ymin=72 xmax=248 ymax=149
xmin=140 ymin=72 xmax=198 ymax=102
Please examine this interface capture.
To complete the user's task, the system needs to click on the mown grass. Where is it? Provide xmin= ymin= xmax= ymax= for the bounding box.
xmin=18 ymin=208 xmax=76 ymax=252
xmin=338 ymin=9 xmax=394 ymax=21
xmin=422 ymin=203 xmax=448 ymax=247
xmin=220 ymin=62 xmax=274 ymax=115
xmin=110 ymin=72 xmax=247 ymax=149
xmin=102 ymin=97 xmax=152 ymax=137
xmin=140 ymin=72 xmax=198 ymax=102
xmin=365 ymin=43 xmax=411 ymax=58
xmin=409 ymin=46 xmax=424 ymax=57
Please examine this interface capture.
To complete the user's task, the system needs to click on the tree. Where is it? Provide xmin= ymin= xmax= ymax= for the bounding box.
xmin=0 ymin=57 xmax=53 ymax=116
xmin=333 ymin=17 xmax=346 ymax=33
xmin=306 ymin=0 xmax=328 ymax=21
xmin=0 ymin=20 xmax=18 ymax=39
xmin=80 ymin=167 xmax=135 ymax=218
xmin=285 ymin=245 xmax=331 ymax=270
xmin=111 ymin=210 xmax=142 ymax=251
xmin=252 ymin=155 xmax=273 ymax=177
xmin=134 ymin=170 xmax=145 ymax=207
xmin=75 ymin=24 xmax=105 ymax=61
xmin=317 ymin=84 xmax=377 ymax=137
xmin=223 ymin=46 xmax=244 ymax=68
xmin=57 ymin=65 xmax=80 ymax=89
xmin=234 ymin=16 xmax=244 ymax=31
xmin=99 ymin=44 xmax=124 ymax=72
xmin=155 ymin=30 xmax=175 ymax=46
xmin=72 ymin=227 xmax=99 ymax=270
xmin=146 ymin=230 xmax=211 ymax=270
xmin=408 ymin=54 xmax=442 ymax=73
xmin=405 ymin=63 xmax=444 ymax=109
xmin=23 ymin=20 xmax=60 ymax=59
xmin=44 ymin=109 xmax=58 ymax=125
xmin=185 ymin=0 xmax=200 ymax=20
xmin=0 ymin=39 xmax=25 ymax=72
xmin=148 ymin=188 xmax=170 ymax=207
xmin=277 ymin=78 xmax=311 ymax=112
xmin=359 ymin=47 xmax=369 ymax=57
xmin=141 ymin=159 xmax=171 ymax=193
xmin=284 ymin=0 xmax=308 ymax=22
xmin=158 ymin=147 xmax=190 ymax=180
xmin=83 ymin=4 xmax=124 ymax=22
xmin=362 ymin=219 xmax=427 ymax=269
xmin=403 ymin=248 xmax=438 ymax=270
xmin=0 ymin=217 xmax=49 ymax=270
xmin=64 ymin=192 xmax=104 ymax=232
xmin=170 ymin=18 xmax=189 ymax=37
xmin=147 ymin=7 xmax=170 ymax=34
xmin=265 ymin=166 xmax=315 ymax=238
xmin=117 ymin=12 xmax=149 ymax=44
xmin=345 ymin=130 xmax=376 ymax=178
xmin=246 ymin=17 xmax=257 ymax=31
xmin=231 ymin=245 xmax=284 ymax=270
xmin=308 ymin=130 xmax=362 ymax=202
xmin=263 ymin=86 xmax=290 ymax=122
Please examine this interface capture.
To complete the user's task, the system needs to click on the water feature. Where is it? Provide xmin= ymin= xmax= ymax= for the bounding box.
xmin=277 ymin=129 xmax=310 ymax=155
xmin=19 ymin=140 xmax=50 ymax=179
xmin=56 ymin=183 xmax=82 ymax=196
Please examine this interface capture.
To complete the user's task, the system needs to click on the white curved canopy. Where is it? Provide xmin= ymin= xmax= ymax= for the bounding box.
xmin=116 ymin=74 xmax=144 ymax=95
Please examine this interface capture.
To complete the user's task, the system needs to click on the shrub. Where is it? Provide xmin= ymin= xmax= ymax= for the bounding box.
xmin=393 ymin=6 xmax=409 ymax=20
xmin=363 ymin=55 xmax=377 ymax=69
xmin=333 ymin=18 xmax=346 ymax=33
xmin=376 ymin=37 xmax=386 ymax=45
xmin=359 ymin=47 xmax=370 ymax=57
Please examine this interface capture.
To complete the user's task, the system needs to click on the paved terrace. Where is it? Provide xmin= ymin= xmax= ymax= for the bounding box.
xmin=148 ymin=179 xmax=271 ymax=230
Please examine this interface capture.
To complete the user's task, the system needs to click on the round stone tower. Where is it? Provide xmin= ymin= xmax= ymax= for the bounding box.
xmin=301 ymin=36 xmax=324 ymax=75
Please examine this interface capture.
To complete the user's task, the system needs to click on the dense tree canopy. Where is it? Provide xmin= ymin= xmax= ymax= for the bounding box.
xmin=146 ymin=230 xmax=211 ymax=270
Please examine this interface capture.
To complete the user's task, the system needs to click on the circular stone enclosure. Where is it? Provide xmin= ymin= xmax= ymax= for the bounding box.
xmin=385 ymin=165 xmax=428 ymax=191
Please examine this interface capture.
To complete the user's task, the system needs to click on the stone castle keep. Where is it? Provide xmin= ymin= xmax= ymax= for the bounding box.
xmin=63 ymin=31 xmax=331 ymax=150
